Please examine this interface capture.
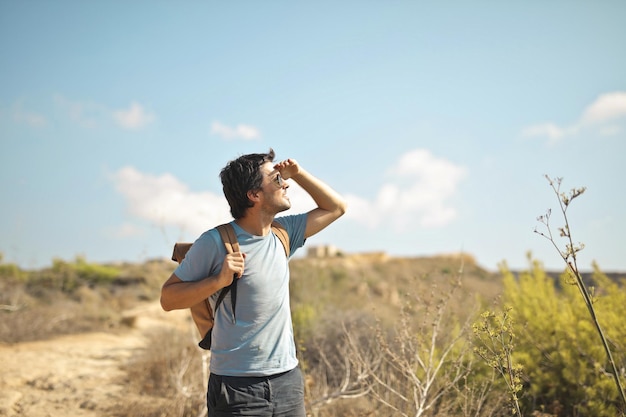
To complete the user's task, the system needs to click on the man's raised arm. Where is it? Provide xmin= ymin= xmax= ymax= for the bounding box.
xmin=275 ymin=159 xmax=347 ymax=238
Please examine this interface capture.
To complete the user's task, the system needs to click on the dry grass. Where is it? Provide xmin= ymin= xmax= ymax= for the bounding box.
xmin=289 ymin=253 xmax=502 ymax=331
xmin=0 ymin=258 xmax=172 ymax=343
xmin=1 ymin=253 xmax=507 ymax=416
xmin=113 ymin=327 xmax=207 ymax=417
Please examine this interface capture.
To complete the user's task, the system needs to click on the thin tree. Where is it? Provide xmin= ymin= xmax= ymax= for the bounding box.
xmin=535 ymin=175 xmax=626 ymax=410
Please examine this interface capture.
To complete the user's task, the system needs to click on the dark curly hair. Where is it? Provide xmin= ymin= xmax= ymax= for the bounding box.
xmin=220 ymin=149 xmax=276 ymax=219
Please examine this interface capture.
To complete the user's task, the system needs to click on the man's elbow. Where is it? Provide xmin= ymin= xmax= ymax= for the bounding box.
xmin=160 ymin=296 xmax=173 ymax=312
xmin=160 ymin=291 xmax=177 ymax=311
xmin=160 ymin=274 xmax=183 ymax=311
xmin=336 ymin=199 xmax=347 ymax=218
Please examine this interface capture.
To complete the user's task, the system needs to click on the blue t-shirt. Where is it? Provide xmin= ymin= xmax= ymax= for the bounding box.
xmin=174 ymin=214 xmax=307 ymax=376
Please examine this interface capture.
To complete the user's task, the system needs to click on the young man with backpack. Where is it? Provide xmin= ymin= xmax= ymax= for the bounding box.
xmin=160 ymin=149 xmax=346 ymax=416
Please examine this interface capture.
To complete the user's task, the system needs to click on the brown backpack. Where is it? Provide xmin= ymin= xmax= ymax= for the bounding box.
xmin=171 ymin=221 xmax=290 ymax=350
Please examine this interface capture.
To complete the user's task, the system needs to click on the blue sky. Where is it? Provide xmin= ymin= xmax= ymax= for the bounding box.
xmin=1 ymin=1 xmax=625 ymax=272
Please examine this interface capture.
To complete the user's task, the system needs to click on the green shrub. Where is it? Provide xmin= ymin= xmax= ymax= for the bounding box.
xmin=25 ymin=256 xmax=122 ymax=294
xmin=500 ymin=259 xmax=626 ymax=416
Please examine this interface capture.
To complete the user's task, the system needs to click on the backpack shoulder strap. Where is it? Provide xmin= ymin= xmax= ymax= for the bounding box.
xmin=216 ymin=223 xmax=239 ymax=254
xmin=171 ymin=223 xmax=239 ymax=263
xmin=271 ymin=221 xmax=290 ymax=258
xmin=214 ymin=223 xmax=239 ymax=321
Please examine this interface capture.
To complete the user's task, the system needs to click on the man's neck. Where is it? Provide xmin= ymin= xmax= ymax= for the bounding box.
xmin=234 ymin=214 xmax=274 ymax=237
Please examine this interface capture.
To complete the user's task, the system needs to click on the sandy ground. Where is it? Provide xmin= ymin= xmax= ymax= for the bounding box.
xmin=0 ymin=302 xmax=190 ymax=417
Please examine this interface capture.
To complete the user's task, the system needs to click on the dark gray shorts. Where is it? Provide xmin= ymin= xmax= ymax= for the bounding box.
xmin=207 ymin=366 xmax=306 ymax=417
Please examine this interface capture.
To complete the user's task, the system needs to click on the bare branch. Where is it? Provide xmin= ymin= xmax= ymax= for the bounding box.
xmin=536 ymin=175 xmax=626 ymax=408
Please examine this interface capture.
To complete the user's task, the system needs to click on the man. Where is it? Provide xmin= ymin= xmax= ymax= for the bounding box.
xmin=160 ymin=149 xmax=346 ymax=416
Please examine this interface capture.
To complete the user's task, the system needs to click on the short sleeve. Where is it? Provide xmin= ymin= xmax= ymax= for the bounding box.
xmin=174 ymin=228 xmax=226 ymax=282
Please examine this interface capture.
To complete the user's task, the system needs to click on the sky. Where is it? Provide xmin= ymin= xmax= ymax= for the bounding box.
xmin=1 ymin=1 xmax=625 ymax=272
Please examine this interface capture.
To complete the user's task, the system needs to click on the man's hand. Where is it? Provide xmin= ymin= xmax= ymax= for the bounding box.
xmin=274 ymin=159 xmax=301 ymax=180
xmin=218 ymin=252 xmax=246 ymax=287
xmin=160 ymin=251 xmax=247 ymax=312
xmin=274 ymin=158 xmax=346 ymax=239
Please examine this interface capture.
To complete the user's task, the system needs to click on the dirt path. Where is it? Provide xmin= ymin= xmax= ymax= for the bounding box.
xmin=0 ymin=302 xmax=190 ymax=417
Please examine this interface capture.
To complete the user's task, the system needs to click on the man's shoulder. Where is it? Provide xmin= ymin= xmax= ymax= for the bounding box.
xmin=197 ymin=226 xmax=223 ymax=243
xmin=273 ymin=213 xmax=308 ymax=255
xmin=273 ymin=213 xmax=307 ymax=229
xmin=184 ymin=226 xmax=226 ymax=256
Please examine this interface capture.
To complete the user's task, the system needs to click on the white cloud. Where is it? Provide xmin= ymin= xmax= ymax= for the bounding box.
xmin=598 ymin=125 xmax=622 ymax=136
xmin=111 ymin=150 xmax=465 ymax=238
xmin=54 ymin=95 xmax=103 ymax=128
xmin=111 ymin=167 xmax=231 ymax=236
xmin=54 ymin=95 xmax=155 ymax=130
xmin=581 ymin=92 xmax=626 ymax=125
xmin=343 ymin=149 xmax=467 ymax=230
xmin=105 ymin=223 xmax=145 ymax=239
xmin=522 ymin=91 xmax=626 ymax=143
xmin=521 ymin=123 xmax=570 ymax=142
xmin=113 ymin=102 xmax=155 ymax=130
xmin=13 ymin=109 xmax=47 ymax=127
xmin=211 ymin=121 xmax=260 ymax=140
xmin=110 ymin=166 xmax=326 ymax=237
xmin=12 ymin=100 xmax=47 ymax=127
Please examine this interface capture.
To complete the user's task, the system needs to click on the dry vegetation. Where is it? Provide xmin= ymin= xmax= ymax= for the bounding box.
xmin=0 ymin=258 xmax=166 ymax=343
xmin=0 ymin=252 xmax=506 ymax=417
xmin=2 ymin=252 xmax=623 ymax=416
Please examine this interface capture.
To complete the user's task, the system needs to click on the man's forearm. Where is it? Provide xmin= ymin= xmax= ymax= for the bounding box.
xmin=161 ymin=273 xmax=226 ymax=311
xmin=292 ymin=168 xmax=346 ymax=215
xmin=291 ymin=167 xmax=346 ymax=238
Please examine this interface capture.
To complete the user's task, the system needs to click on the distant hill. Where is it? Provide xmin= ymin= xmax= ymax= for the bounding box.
xmin=2 ymin=252 xmax=622 ymax=344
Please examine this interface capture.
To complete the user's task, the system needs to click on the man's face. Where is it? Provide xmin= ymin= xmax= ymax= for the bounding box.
xmin=259 ymin=162 xmax=291 ymax=213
